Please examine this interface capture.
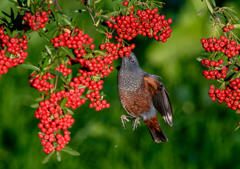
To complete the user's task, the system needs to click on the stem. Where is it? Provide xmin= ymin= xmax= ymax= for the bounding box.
xmin=86 ymin=6 xmax=96 ymax=25
xmin=55 ymin=0 xmax=62 ymax=11
xmin=54 ymin=75 xmax=58 ymax=90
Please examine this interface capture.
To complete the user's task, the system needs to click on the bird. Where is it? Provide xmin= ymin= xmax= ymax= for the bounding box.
xmin=117 ymin=52 xmax=173 ymax=143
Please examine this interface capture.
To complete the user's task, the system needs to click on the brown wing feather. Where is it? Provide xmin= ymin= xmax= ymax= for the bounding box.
xmin=143 ymin=75 xmax=173 ymax=126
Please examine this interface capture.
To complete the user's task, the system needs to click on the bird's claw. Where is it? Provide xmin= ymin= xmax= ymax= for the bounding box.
xmin=121 ymin=115 xmax=131 ymax=129
xmin=132 ymin=117 xmax=141 ymax=131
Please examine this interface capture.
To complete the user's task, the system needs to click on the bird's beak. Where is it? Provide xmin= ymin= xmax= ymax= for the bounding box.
xmin=122 ymin=56 xmax=128 ymax=67
xmin=116 ymin=66 xmax=121 ymax=71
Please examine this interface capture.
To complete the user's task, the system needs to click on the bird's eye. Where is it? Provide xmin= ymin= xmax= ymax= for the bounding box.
xmin=131 ymin=59 xmax=134 ymax=63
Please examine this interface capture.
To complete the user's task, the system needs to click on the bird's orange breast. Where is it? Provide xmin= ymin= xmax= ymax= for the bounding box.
xmin=118 ymin=82 xmax=152 ymax=117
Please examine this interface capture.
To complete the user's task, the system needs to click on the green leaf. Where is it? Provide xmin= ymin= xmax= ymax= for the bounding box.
xmin=96 ymin=0 xmax=105 ymax=11
xmin=101 ymin=15 xmax=117 ymax=24
xmin=226 ymin=11 xmax=239 ymax=21
xmin=96 ymin=28 xmax=105 ymax=34
xmin=65 ymin=108 xmax=74 ymax=115
xmin=205 ymin=0 xmax=213 ymax=14
xmin=225 ymin=71 xmax=236 ymax=81
xmin=63 ymin=146 xmax=73 ymax=150
xmin=235 ymin=126 xmax=240 ymax=131
xmin=30 ymin=103 xmax=39 ymax=108
xmin=10 ymin=8 xmax=14 ymax=22
xmin=51 ymin=10 xmax=59 ymax=22
xmin=233 ymin=24 xmax=240 ymax=29
xmin=86 ymin=90 xmax=94 ymax=94
xmin=48 ymin=70 xmax=63 ymax=76
xmin=5 ymin=28 xmax=12 ymax=38
xmin=19 ymin=64 xmax=41 ymax=71
xmin=67 ymin=72 xmax=72 ymax=82
xmin=27 ymin=0 xmax=30 ymax=7
xmin=45 ymin=45 xmax=52 ymax=55
xmin=45 ymin=93 xmax=51 ymax=101
xmin=60 ymin=47 xmax=75 ymax=60
xmin=196 ymin=57 xmax=208 ymax=62
xmin=8 ymin=0 xmax=18 ymax=3
xmin=211 ymin=0 xmax=216 ymax=7
xmin=47 ymin=24 xmax=59 ymax=34
xmin=198 ymin=7 xmax=207 ymax=16
xmin=41 ymin=51 xmax=47 ymax=59
xmin=60 ymin=97 xmax=68 ymax=109
xmin=230 ymin=72 xmax=239 ymax=81
xmin=38 ymin=29 xmax=51 ymax=41
xmin=56 ymin=151 xmax=61 ymax=162
xmin=71 ymin=12 xmax=79 ymax=27
xmin=42 ymin=151 xmax=55 ymax=164
xmin=215 ymin=13 xmax=225 ymax=19
xmin=217 ymin=79 xmax=224 ymax=83
xmin=2 ymin=11 xmax=11 ymax=18
xmin=30 ymin=4 xmax=35 ymax=14
xmin=94 ymin=50 xmax=106 ymax=55
xmin=222 ymin=7 xmax=238 ymax=15
xmin=101 ymin=25 xmax=108 ymax=32
xmin=61 ymin=148 xmax=80 ymax=156
xmin=129 ymin=0 xmax=137 ymax=6
xmin=62 ymin=16 xmax=72 ymax=26
xmin=60 ymin=76 xmax=67 ymax=83
xmin=35 ymin=97 xmax=44 ymax=102
xmin=42 ymin=57 xmax=50 ymax=71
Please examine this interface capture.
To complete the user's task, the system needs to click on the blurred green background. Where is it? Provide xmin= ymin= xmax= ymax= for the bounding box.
xmin=1 ymin=0 xmax=240 ymax=169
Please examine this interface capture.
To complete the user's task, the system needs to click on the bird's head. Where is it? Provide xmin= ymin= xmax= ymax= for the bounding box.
xmin=118 ymin=52 xmax=140 ymax=73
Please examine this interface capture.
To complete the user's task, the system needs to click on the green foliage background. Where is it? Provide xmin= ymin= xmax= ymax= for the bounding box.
xmin=0 ymin=0 xmax=240 ymax=168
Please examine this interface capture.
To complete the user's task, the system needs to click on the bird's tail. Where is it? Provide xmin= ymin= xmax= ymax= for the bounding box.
xmin=147 ymin=126 xmax=168 ymax=143
xmin=143 ymin=115 xmax=168 ymax=143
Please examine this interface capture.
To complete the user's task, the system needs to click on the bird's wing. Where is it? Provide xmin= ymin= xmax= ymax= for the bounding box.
xmin=143 ymin=74 xmax=173 ymax=126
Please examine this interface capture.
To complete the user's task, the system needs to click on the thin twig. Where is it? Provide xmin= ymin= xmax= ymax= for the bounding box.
xmin=54 ymin=75 xmax=58 ymax=90
xmin=86 ymin=6 xmax=96 ymax=25
xmin=55 ymin=0 xmax=62 ymax=11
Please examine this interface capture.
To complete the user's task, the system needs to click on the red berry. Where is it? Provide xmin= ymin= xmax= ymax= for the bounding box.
xmin=223 ymin=27 xmax=228 ymax=32
xmin=168 ymin=18 xmax=173 ymax=24
xmin=90 ymin=44 xmax=95 ymax=50
xmin=123 ymin=1 xmax=128 ymax=6
xmin=228 ymin=25 xmax=234 ymax=30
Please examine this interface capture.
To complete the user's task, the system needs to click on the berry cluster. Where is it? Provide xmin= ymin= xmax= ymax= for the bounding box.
xmin=51 ymin=29 xmax=93 ymax=61
xmin=29 ymin=74 xmax=55 ymax=92
xmin=35 ymin=31 xmax=116 ymax=154
xmin=55 ymin=64 xmax=72 ymax=76
xmin=69 ymin=75 xmax=110 ymax=111
xmin=201 ymin=36 xmax=240 ymax=58
xmin=100 ymin=42 xmax=135 ymax=58
xmin=200 ymin=22 xmax=240 ymax=114
xmin=223 ymin=25 xmax=234 ymax=32
xmin=106 ymin=7 xmax=172 ymax=43
xmin=201 ymin=59 xmax=224 ymax=68
xmin=23 ymin=11 xmax=50 ymax=31
xmin=202 ymin=66 xmax=228 ymax=80
xmin=208 ymin=79 xmax=240 ymax=110
xmin=35 ymin=91 xmax=76 ymax=154
xmin=201 ymin=59 xmax=227 ymax=80
xmin=0 ymin=27 xmax=28 ymax=77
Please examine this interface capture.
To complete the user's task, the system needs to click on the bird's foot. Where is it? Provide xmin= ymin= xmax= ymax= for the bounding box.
xmin=121 ymin=115 xmax=132 ymax=129
xmin=132 ymin=117 xmax=141 ymax=131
